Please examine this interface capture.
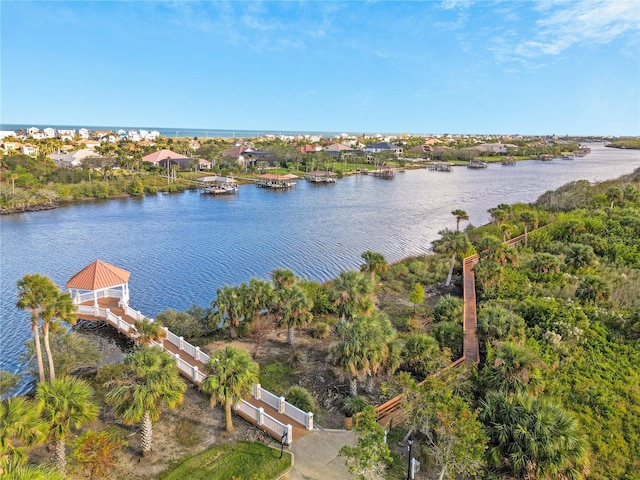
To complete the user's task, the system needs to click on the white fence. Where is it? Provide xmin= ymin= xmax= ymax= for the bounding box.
xmin=234 ymin=400 xmax=293 ymax=445
xmin=73 ymin=298 xmax=310 ymax=438
xmin=253 ymin=384 xmax=313 ymax=430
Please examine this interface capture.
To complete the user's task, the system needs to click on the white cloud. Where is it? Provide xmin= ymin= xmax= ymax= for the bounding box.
xmin=516 ymin=0 xmax=640 ymax=57
xmin=440 ymin=0 xmax=474 ymax=10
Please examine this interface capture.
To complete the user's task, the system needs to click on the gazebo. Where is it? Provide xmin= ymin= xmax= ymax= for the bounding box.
xmin=66 ymin=260 xmax=130 ymax=307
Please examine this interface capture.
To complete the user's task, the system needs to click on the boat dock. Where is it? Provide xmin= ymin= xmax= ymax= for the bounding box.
xmin=198 ymin=175 xmax=239 ymax=194
xmin=67 ymin=260 xmax=313 ymax=444
xmin=255 ymin=173 xmax=298 ymax=189
xmin=367 ymin=166 xmax=395 ymax=178
xmin=304 ymin=170 xmax=337 ymax=183
xmin=427 ymin=161 xmax=453 ymax=171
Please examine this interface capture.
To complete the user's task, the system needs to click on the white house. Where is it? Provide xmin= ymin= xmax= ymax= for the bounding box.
xmin=20 ymin=144 xmax=38 ymax=156
xmin=78 ymin=128 xmax=90 ymax=139
xmin=363 ymin=142 xmax=403 ymax=156
xmin=58 ymin=130 xmax=75 ymax=141
xmin=43 ymin=128 xmax=56 ymax=138
xmin=145 ymin=131 xmax=160 ymax=141
xmin=0 ymin=131 xmax=17 ymax=140
xmin=1 ymin=141 xmax=18 ymax=152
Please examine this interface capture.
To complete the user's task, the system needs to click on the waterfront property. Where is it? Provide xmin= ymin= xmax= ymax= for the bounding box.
xmin=198 ymin=175 xmax=239 ymax=195
xmin=255 ymin=173 xmax=298 ymax=189
xmin=67 ymin=260 xmax=313 ymax=444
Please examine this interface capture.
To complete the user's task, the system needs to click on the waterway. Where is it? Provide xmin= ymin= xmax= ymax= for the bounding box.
xmin=1 ymin=144 xmax=638 ymax=391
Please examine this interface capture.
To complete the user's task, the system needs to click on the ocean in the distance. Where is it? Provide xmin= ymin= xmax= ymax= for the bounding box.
xmin=1 ymin=123 xmax=362 ymax=139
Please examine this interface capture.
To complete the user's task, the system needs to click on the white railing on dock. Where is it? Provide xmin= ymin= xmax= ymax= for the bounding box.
xmin=285 ymin=402 xmax=313 ymax=430
xmin=253 ymin=383 xmax=313 ymax=430
xmin=234 ymin=400 xmax=293 ymax=445
xmin=258 ymin=386 xmax=281 ymax=411
xmin=78 ymin=301 xmax=309 ymax=439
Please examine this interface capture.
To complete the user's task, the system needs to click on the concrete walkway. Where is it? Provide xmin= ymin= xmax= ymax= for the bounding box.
xmin=283 ymin=429 xmax=356 ymax=480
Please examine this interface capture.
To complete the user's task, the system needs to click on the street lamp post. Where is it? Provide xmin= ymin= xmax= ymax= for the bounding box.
xmin=406 ymin=437 xmax=413 ymax=480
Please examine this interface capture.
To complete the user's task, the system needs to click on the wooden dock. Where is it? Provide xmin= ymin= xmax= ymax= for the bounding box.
xmin=75 ymin=297 xmax=310 ymax=443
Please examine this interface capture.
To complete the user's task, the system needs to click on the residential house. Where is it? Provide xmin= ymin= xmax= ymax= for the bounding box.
xmin=325 ymin=143 xmax=358 ymax=159
xmin=298 ymin=144 xmax=321 ymax=154
xmin=197 ymin=158 xmax=212 ymax=170
xmin=78 ymin=128 xmax=90 ymax=139
xmin=58 ymin=129 xmax=75 ymax=141
xmin=77 ymin=139 xmax=101 ymax=150
xmin=145 ymin=131 xmax=160 ymax=141
xmin=142 ymin=149 xmax=193 ymax=169
xmin=1 ymin=141 xmax=19 ymax=153
xmin=50 ymin=149 xmax=103 ymax=167
xmin=43 ymin=128 xmax=56 ymax=138
xmin=0 ymin=131 xmax=17 ymax=140
xmin=127 ymin=130 xmax=141 ymax=142
xmin=20 ymin=144 xmax=38 ymax=156
xmin=363 ymin=142 xmax=403 ymax=156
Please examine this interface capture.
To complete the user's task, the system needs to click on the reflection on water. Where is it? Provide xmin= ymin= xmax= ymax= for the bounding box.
xmin=1 ymin=144 xmax=638 ymax=389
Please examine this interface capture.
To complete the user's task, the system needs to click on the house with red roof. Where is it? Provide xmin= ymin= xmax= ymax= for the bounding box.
xmin=142 ymin=149 xmax=193 ymax=169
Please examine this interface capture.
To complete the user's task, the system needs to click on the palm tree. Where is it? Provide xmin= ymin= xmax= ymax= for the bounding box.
xmin=451 ymin=209 xmax=469 ymax=231
xmin=277 ymin=285 xmax=313 ymax=346
xmin=480 ymin=342 xmax=544 ymax=396
xmin=0 ymin=456 xmax=66 ymax=480
xmin=271 ymin=268 xmax=296 ymax=291
xmin=359 ymin=251 xmax=388 ymax=284
xmin=212 ymin=285 xmax=245 ymax=338
xmin=105 ymin=348 xmax=186 ymax=456
xmin=200 ymin=346 xmax=259 ymax=432
xmin=242 ymin=278 xmax=274 ymax=324
xmin=479 ymin=392 xmax=588 ymax=479
xmin=131 ymin=318 xmax=167 ymax=346
xmin=519 ymin=211 xmax=538 ymax=246
xmin=329 ymin=271 xmax=374 ymax=322
xmin=331 ymin=313 xmax=396 ymax=396
xmin=40 ymin=290 xmax=76 ymax=382
xmin=433 ymin=229 xmax=472 ymax=287
xmin=36 ymin=376 xmax=99 ymax=473
xmin=16 ymin=274 xmax=59 ymax=383
xmin=0 ymin=396 xmax=47 ymax=465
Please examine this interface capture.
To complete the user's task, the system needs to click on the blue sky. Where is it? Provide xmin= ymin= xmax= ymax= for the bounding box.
xmin=2 ymin=1 xmax=639 ymax=135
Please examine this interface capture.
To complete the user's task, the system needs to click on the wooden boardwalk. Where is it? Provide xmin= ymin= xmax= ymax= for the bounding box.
xmin=463 ymin=254 xmax=480 ymax=364
xmin=75 ymin=298 xmax=310 ymax=442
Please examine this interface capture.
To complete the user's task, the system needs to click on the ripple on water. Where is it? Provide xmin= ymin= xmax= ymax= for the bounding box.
xmin=1 ymin=145 xmax=639 ymax=392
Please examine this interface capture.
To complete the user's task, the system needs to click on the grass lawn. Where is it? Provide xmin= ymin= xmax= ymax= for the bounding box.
xmin=160 ymin=441 xmax=291 ymax=480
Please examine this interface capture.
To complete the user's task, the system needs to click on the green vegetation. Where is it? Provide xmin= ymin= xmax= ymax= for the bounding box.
xmin=5 ymin=164 xmax=640 ymax=479
xmin=160 ymin=441 xmax=291 ymax=480
xmin=104 ymin=347 xmax=186 ymax=456
xmin=606 ymin=138 xmax=640 ymax=149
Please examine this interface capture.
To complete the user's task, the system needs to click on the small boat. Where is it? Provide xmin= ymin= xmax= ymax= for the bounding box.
xmin=467 ymin=159 xmax=488 ymax=169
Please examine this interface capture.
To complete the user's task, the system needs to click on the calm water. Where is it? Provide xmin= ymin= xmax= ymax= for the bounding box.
xmin=1 ymin=144 xmax=638 ymax=390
